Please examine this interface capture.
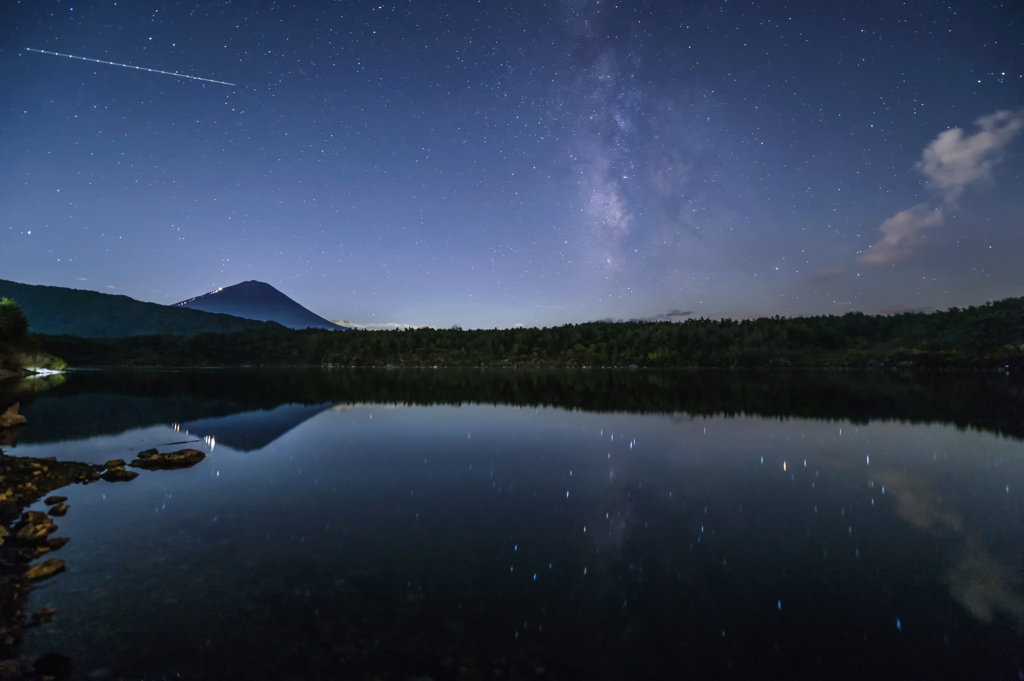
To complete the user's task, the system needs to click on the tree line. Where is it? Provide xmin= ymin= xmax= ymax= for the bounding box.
xmin=36 ymin=296 xmax=1024 ymax=370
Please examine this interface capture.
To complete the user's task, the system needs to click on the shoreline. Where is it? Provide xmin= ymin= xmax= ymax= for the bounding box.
xmin=0 ymin=427 xmax=202 ymax=679
xmin=25 ymin=363 xmax=1024 ymax=374
xmin=0 ymin=451 xmax=105 ymax=680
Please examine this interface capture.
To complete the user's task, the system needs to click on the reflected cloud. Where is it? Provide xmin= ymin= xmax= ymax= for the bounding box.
xmin=874 ymin=469 xmax=963 ymax=534
xmin=875 ymin=466 xmax=1024 ymax=627
xmin=947 ymin=545 xmax=1024 ymax=625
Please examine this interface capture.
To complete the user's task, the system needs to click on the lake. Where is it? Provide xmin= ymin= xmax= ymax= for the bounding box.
xmin=4 ymin=369 xmax=1024 ymax=680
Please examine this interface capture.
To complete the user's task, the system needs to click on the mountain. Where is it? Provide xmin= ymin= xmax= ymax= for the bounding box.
xmin=0 ymin=279 xmax=280 ymax=338
xmin=174 ymin=281 xmax=347 ymax=331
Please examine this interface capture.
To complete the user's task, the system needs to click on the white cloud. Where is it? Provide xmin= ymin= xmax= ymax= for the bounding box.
xmin=860 ymin=204 xmax=944 ymax=264
xmin=917 ymin=109 xmax=1024 ymax=203
xmin=862 ymin=109 xmax=1022 ymax=266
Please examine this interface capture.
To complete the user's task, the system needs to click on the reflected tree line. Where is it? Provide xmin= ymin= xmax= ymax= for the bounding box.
xmin=38 ymin=297 xmax=1024 ymax=371
xmin=5 ymin=368 xmax=1023 ymax=444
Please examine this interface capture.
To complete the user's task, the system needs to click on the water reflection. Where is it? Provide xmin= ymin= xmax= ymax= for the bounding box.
xmin=5 ymin=368 xmax=1024 ymax=444
xmin=873 ymin=463 xmax=1024 ymax=629
xmin=948 ymin=547 xmax=1024 ymax=625
xmin=2 ymin=371 xmax=1022 ymax=679
xmin=177 ymin=402 xmax=332 ymax=452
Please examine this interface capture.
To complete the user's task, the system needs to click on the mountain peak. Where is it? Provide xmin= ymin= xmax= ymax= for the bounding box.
xmin=174 ymin=281 xmax=347 ymax=331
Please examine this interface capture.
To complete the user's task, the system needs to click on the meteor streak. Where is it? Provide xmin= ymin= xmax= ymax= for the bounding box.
xmin=26 ymin=48 xmax=235 ymax=86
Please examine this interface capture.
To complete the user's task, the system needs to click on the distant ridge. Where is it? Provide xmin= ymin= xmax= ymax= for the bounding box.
xmin=174 ymin=281 xmax=347 ymax=331
xmin=0 ymin=279 xmax=280 ymax=338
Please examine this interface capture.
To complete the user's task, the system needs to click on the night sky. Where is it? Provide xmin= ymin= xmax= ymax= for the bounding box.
xmin=2 ymin=1 xmax=1022 ymax=329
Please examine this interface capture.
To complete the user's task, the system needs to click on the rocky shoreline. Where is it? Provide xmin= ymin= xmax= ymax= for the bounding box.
xmin=0 ymin=451 xmax=105 ymax=680
xmin=0 ymin=401 xmax=206 ymax=680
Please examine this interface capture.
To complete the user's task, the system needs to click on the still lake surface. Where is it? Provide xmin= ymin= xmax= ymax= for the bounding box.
xmin=4 ymin=369 xmax=1024 ymax=680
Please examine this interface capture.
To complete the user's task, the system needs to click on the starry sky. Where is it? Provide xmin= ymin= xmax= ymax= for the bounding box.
xmin=1 ymin=0 xmax=1022 ymax=329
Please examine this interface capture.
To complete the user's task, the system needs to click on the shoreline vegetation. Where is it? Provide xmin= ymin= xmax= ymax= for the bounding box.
xmin=34 ymin=296 xmax=1024 ymax=372
xmin=0 ymin=299 xmax=62 ymax=382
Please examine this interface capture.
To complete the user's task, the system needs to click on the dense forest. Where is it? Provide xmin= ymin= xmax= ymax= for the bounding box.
xmin=37 ymin=296 xmax=1024 ymax=370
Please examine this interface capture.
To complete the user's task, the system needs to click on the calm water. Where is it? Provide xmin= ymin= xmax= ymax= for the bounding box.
xmin=3 ymin=369 xmax=1024 ymax=680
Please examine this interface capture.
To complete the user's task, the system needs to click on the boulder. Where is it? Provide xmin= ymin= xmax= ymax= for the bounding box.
xmin=46 ymin=537 xmax=70 ymax=552
xmin=16 ymin=524 xmax=54 ymax=541
xmin=22 ymin=510 xmax=48 ymax=524
xmin=48 ymin=503 xmax=69 ymax=517
xmin=102 ymin=459 xmax=126 ymax=469
xmin=100 ymin=468 xmax=138 ymax=482
xmin=24 ymin=558 xmax=65 ymax=581
xmin=16 ymin=512 xmax=56 ymax=541
xmin=44 ymin=496 xmax=67 ymax=505
xmin=0 ymin=403 xmax=26 ymax=430
xmin=30 ymin=608 xmax=56 ymax=625
xmin=130 ymin=448 xmax=205 ymax=470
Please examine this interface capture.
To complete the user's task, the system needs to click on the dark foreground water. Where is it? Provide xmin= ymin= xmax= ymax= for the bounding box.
xmin=3 ymin=369 xmax=1024 ymax=680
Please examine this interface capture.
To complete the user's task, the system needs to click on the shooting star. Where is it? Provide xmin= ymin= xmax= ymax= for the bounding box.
xmin=26 ymin=48 xmax=235 ymax=86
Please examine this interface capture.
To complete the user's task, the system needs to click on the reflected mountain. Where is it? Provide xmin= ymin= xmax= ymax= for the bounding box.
xmin=177 ymin=402 xmax=333 ymax=452
xmin=2 ymin=368 xmax=1023 ymax=446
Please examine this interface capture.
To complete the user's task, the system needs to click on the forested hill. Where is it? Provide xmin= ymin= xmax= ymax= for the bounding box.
xmin=0 ymin=279 xmax=281 ymax=337
xmin=40 ymin=296 xmax=1024 ymax=370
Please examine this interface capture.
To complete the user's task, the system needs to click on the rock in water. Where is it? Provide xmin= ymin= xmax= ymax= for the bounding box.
xmin=46 ymin=537 xmax=70 ymax=552
xmin=30 ymin=608 xmax=56 ymax=625
xmin=16 ymin=511 xmax=56 ymax=541
xmin=0 ymin=402 xmax=26 ymax=430
xmin=100 ymin=468 xmax=138 ymax=482
xmin=130 ymin=448 xmax=205 ymax=470
xmin=44 ymin=496 xmax=68 ymax=505
xmin=48 ymin=503 xmax=69 ymax=517
xmin=24 ymin=559 xmax=65 ymax=581
xmin=22 ymin=510 xmax=48 ymax=524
